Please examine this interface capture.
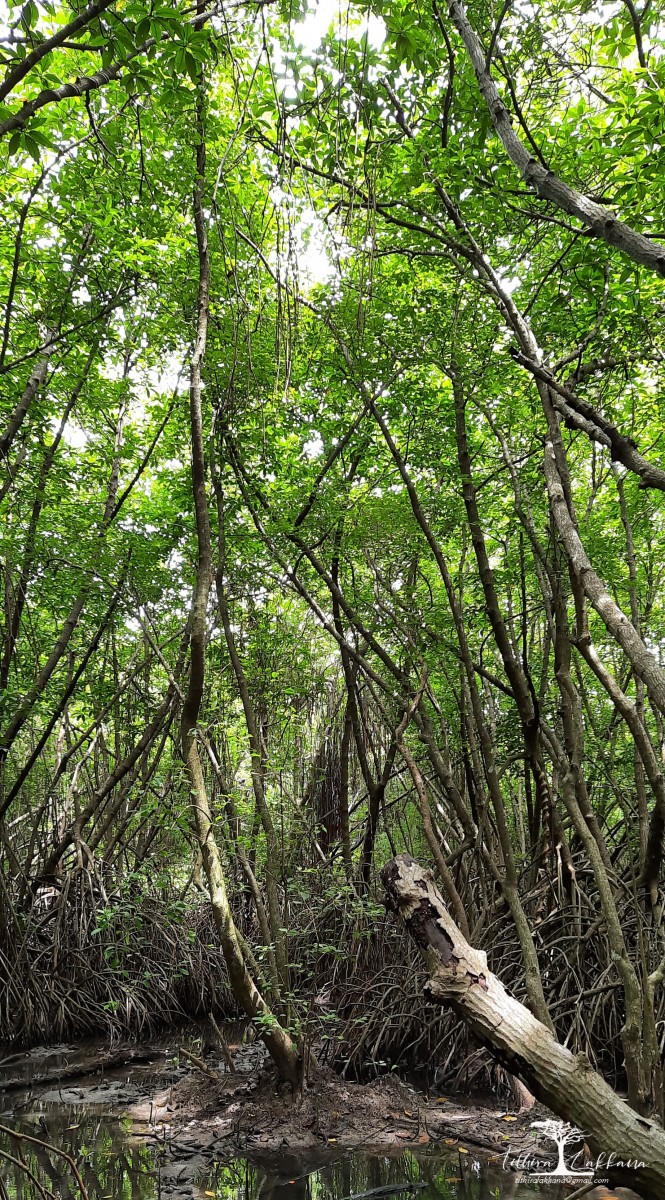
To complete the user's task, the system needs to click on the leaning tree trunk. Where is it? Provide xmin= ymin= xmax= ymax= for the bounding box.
xmin=382 ymin=854 xmax=665 ymax=1200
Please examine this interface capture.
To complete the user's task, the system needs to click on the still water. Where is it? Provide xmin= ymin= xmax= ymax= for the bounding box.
xmin=0 ymin=1040 xmax=590 ymax=1199
xmin=0 ymin=1112 xmax=580 ymax=1200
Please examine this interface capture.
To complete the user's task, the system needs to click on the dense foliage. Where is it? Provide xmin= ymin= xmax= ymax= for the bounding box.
xmin=1 ymin=0 xmax=665 ymax=1116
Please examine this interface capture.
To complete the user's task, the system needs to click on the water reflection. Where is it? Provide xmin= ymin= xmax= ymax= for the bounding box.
xmin=1 ymin=1115 xmax=155 ymax=1199
xmin=0 ymin=1112 xmax=570 ymax=1200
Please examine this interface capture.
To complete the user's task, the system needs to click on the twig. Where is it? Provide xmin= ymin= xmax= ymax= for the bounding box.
xmin=208 ymin=1012 xmax=235 ymax=1071
xmin=178 ymin=1046 xmax=223 ymax=1082
xmin=562 ymin=1184 xmax=596 ymax=1200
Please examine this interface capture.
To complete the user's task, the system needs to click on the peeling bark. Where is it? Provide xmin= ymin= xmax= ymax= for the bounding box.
xmin=382 ymin=853 xmax=665 ymax=1200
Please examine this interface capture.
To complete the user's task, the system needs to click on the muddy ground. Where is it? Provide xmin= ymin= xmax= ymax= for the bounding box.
xmin=0 ymin=1034 xmax=640 ymax=1200
xmin=138 ymin=1058 xmax=540 ymax=1157
xmin=128 ymin=1063 xmax=554 ymax=1199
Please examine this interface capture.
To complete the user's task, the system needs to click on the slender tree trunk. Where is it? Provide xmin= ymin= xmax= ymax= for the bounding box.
xmin=180 ymin=76 xmax=299 ymax=1085
xmin=0 ymin=335 xmax=55 ymax=460
xmin=214 ymin=573 xmax=289 ymax=1003
xmin=338 ymin=701 xmax=354 ymax=881
xmin=543 ymin=423 xmax=665 ymax=716
xmin=370 ymin=397 xmax=551 ymax=1027
xmin=398 ymin=738 xmax=469 ymax=938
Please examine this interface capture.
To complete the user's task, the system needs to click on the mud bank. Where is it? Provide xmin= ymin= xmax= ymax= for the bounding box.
xmin=0 ymin=1034 xmax=641 ymax=1200
xmin=140 ymin=1060 xmax=540 ymax=1156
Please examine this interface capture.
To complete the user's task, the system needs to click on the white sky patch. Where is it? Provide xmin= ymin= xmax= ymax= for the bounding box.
xmin=259 ymin=193 xmax=339 ymax=288
xmin=143 ymin=355 xmax=185 ymax=393
xmin=53 ymin=417 xmax=88 ymax=449
xmin=365 ymin=12 xmax=386 ymax=49
xmin=303 ymin=432 xmax=324 ymax=458
xmin=584 ymin=0 xmax=622 ymax=23
xmin=294 ymin=0 xmax=385 ymax=55
xmin=498 ymin=273 xmax=521 ymax=295
xmin=295 ymin=0 xmax=338 ymax=52
xmin=295 ymin=213 xmax=336 ymax=286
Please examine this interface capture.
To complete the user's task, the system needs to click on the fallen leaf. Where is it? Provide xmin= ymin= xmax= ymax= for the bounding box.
xmin=395 ymin=1129 xmax=413 ymax=1139
xmin=403 ymin=1109 xmax=414 ymax=1117
xmin=205 ymin=1192 xmax=215 ymax=1197
xmin=416 ymin=1133 xmax=430 ymax=1145
xmin=67 ymin=1125 xmax=79 ymax=1130
xmin=435 ymin=1097 xmax=448 ymax=1104
xmin=458 ymin=1147 xmax=469 ymax=1154
xmin=502 ymin=1115 xmax=517 ymax=1122
xmin=327 ymin=1138 xmax=337 ymax=1143
xmin=444 ymin=1139 xmax=457 ymax=1145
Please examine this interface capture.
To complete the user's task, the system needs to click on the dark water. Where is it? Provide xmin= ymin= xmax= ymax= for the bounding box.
xmin=0 ymin=1040 xmax=580 ymax=1199
xmin=0 ymin=1114 xmax=578 ymax=1200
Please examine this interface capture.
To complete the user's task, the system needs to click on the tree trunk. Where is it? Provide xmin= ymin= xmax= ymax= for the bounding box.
xmin=445 ymin=0 xmax=665 ymax=280
xmin=382 ymin=853 xmax=665 ymax=1200
xmin=180 ymin=72 xmax=300 ymax=1088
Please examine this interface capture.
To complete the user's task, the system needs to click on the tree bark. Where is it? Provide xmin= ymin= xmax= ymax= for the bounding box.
xmin=445 ymin=0 xmax=665 ymax=278
xmin=543 ymin=436 xmax=665 ymax=716
xmin=180 ymin=73 xmax=299 ymax=1086
xmin=0 ymin=0 xmax=117 ymax=103
xmin=0 ymin=335 xmax=55 ymax=460
xmin=382 ymin=853 xmax=665 ymax=1199
xmin=214 ymin=573 xmax=289 ymax=1002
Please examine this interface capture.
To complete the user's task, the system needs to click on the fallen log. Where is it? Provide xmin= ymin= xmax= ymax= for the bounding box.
xmin=381 ymin=854 xmax=665 ymax=1200
xmin=0 ymin=1049 xmax=162 ymax=1093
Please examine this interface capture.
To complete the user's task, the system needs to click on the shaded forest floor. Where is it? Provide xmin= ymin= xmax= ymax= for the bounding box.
xmin=0 ymin=1034 xmax=588 ymax=1170
xmin=0 ymin=1035 xmax=643 ymax=1200
xmin=1 ymin=1034 xmax=540 ymax=1156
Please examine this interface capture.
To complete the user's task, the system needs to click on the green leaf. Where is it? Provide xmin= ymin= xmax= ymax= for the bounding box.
xmin=184 ymin=50 xmax=198 ymax=83
xmin=22 ymin=133 xmax=40 ymax=161
xmin=22 ymin=0 xmax=39 ymax=29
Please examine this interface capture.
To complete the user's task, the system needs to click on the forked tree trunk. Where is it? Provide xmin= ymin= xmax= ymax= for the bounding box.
xmin=382 ymin=854 xmax=665 ymax=1200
